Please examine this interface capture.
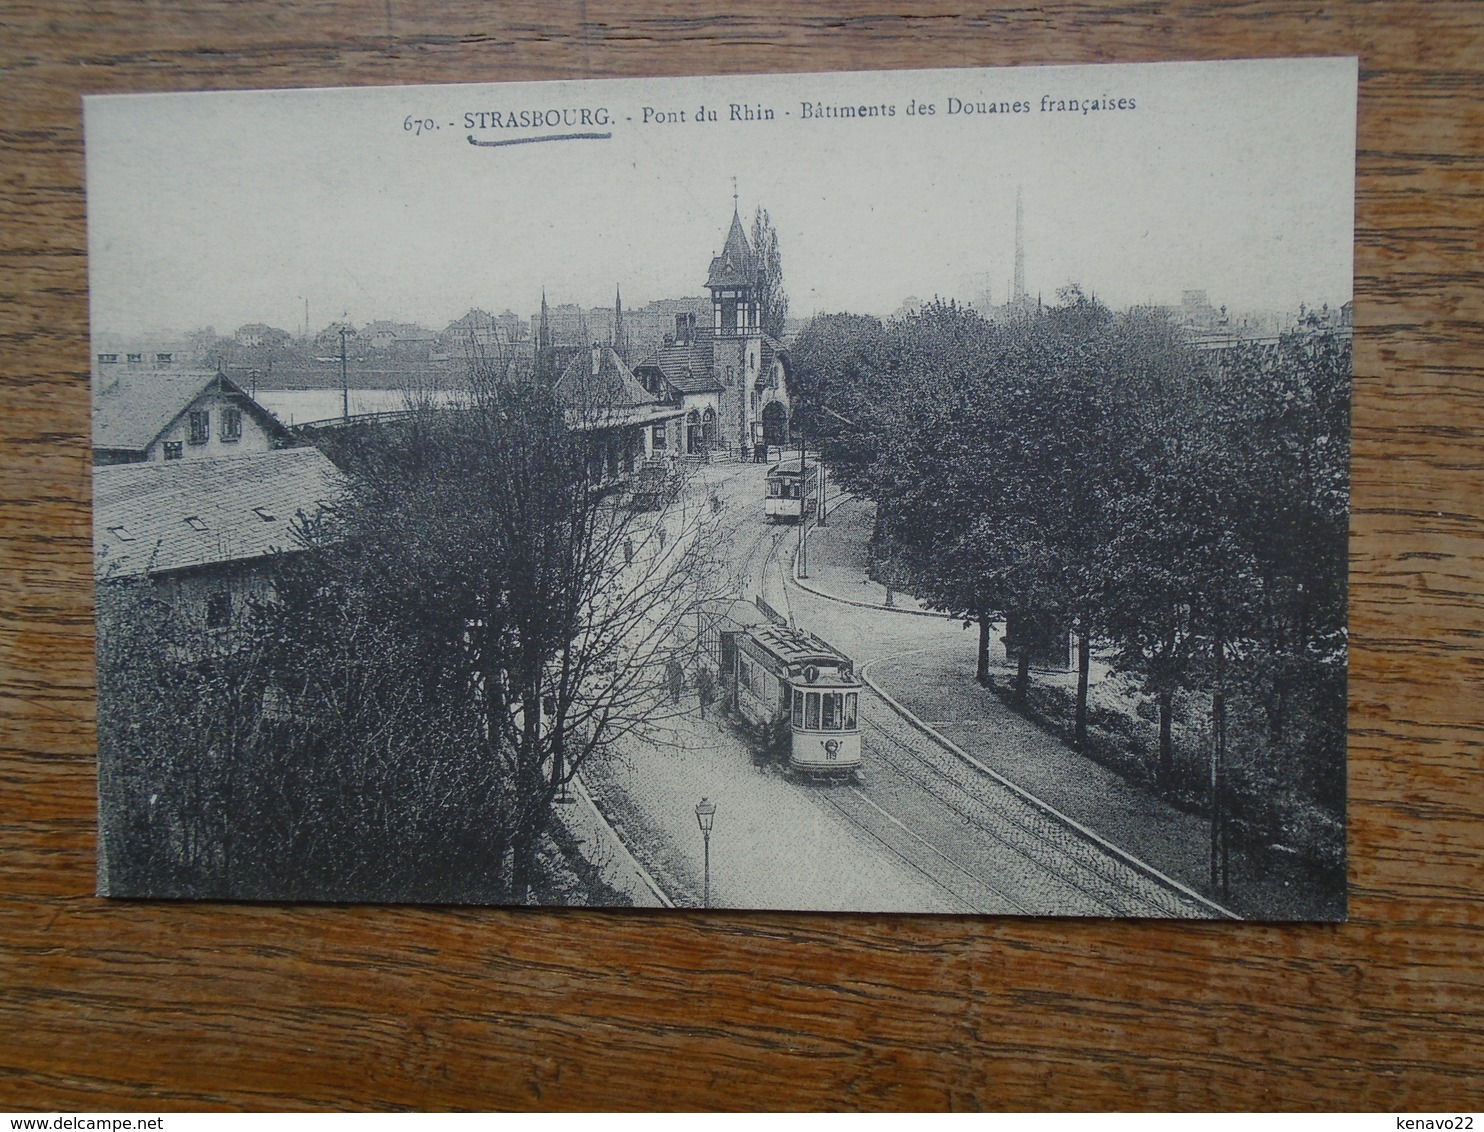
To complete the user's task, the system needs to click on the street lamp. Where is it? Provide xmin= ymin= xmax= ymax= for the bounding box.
xmin=694 ymin=797 xmax=716 ymax=909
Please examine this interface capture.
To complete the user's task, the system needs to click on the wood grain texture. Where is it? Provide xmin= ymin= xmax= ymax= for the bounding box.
xmin=2 ymin=0 xmax=1481 ymax=1111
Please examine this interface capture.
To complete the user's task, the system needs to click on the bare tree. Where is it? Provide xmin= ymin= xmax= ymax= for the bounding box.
xmin=289 ymin=368 xmax=732 ymax=901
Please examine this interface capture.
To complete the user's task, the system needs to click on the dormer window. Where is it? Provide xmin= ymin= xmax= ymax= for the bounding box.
xmin=97 ymin=353 xmax=119 ymax=364
xmin=252 ymin=507 xmax=276 ymax=522
xmin=155 ymin=353 xmax=173 ymax=364
xmin=188 ymin=411 xmax=210 ymax=445
xmin=184 ymin=516 xmax=208 ymax=532
xmin=126 ymin=353 xmax=143 ymax=363
xmin=107 ymin=525 xmax=136 ymax=542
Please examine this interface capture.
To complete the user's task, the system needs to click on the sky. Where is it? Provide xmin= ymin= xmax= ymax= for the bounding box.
xmin=85 ymin=58 xmax=1357 ymax=338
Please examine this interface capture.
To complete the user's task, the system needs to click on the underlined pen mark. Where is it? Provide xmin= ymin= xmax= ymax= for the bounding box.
xmin=467 ymin=132 xmax=614 ymax=148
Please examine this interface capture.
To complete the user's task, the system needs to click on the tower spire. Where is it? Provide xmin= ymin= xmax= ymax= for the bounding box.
xmin=1013 ymin=186 xmax=1026 ymax=304
xmin=536 ymin=288 xmax=552 ymax=380
xmin=613 ymin=284 xmax=627 ymax=361
xmin=732 ymin=176 xmax=739 ymax=215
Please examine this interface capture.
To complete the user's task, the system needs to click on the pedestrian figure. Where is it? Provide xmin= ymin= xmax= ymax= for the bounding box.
xmin=658 ymin=526 xmax=667 ymax=550
xmin=665 ymin=657 xmax=684 ymax=704
xmin=623 ymin=536 xmax=634 ymax=565
xmin=695 ymin=664 xmax=717 ymax=719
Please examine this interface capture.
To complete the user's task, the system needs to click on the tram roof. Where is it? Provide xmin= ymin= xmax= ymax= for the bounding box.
xmin=765 ymin=460 xmax=814 ymax=478
xmin=744 ymin=623 xmax=852 ymax=668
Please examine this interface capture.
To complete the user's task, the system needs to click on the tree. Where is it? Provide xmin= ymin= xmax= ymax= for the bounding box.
xmin=278 ymin=374 xmax=731 ymax=900
xmin=751 ymin=207 xmax=789 ymax=340
xmin=96 ymin=573 xmax=273 ymax=897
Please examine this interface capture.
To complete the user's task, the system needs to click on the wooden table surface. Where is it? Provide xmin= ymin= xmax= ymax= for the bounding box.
xmin=2 ymin=0 xmax=1481 ymax=1112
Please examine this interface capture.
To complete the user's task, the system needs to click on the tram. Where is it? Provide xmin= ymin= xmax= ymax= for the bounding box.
xmin=764 ymin=460 xmax=818 ymax=523
xmin=724 ymin=622 xmax=863 ymax=778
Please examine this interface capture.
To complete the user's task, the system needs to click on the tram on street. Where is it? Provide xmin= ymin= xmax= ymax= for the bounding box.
xmin=724 ymin=622 xmax=863 ymax=778
xmin=764 ymin=460 xmax=818 ymax=523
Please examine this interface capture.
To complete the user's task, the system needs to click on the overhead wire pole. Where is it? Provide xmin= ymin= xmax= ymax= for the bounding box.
xmin=339 ymin=325 xmax=350 ymax=422
xmin=796 ymin=413 xmax=808 ymax=579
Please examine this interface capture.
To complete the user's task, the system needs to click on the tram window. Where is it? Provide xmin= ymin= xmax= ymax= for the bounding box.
xmin=805 ymin=692 xmax=820 ymax=730
xmin=792 ymin=689 xmax=804 ymax=728
xmin=844 ymin=692 xmax=858 ymax=729
xmin=822 ymin=692 xmax=842 ymax=730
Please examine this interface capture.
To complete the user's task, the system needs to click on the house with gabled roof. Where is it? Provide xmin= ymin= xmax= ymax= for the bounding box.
xmin=92 ymin=368 xmax=292 ymax=467
xmin=93 ymin=446 xmax=341 ymax=636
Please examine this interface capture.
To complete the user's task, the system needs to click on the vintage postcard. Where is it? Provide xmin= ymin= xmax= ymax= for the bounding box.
xmin=86 ymin=58 xmax=1355 ymax=918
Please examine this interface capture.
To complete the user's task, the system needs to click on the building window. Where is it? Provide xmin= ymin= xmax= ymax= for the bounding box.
xmin=205 ymin=591 xmax=231 ymax=630
xmin=651 ymin=422 xmax=666 ymax=449
xmin=126 ymin=353 xmax=143 ymax=363
xmin=220 ymin=408 xmax=242 ymax=442
xmin=188 ymin=411 xmax=210 ymax=445
xmin=97 ymin=353 xmax=118 ymax=364
xmin=155 ymin=353 xmax=173 ymax=364
xmin=163 ymin=441 xmax=183 ymax=460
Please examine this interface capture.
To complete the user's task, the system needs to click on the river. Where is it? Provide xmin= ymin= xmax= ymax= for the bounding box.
xmin=254 ymin=388 xmax=461 ymax=426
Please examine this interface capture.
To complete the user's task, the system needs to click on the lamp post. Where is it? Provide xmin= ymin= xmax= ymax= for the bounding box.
xmin=694 ymin=797 xmax=716 ymax=909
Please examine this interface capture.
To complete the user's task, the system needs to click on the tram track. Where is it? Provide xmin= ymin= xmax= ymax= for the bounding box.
xmin=857 ymin=664 xmax=1234 ymax=918
xmin=858 ymin=708 xmax=1135 ymax=915
xmin=812 ymin=781 xmax=1035 ymax=915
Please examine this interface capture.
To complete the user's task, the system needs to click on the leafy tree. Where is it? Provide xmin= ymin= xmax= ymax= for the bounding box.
xmin=96 ymin=574 xmax=272 ymax=896
xmin=751 ymin=207 xmax=789 ymax=340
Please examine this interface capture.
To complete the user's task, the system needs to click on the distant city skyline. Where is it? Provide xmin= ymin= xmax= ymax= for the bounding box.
xmin=93 ymin=284 xmax=1341 ymax=349
xmin=86 ymin=59 xmax=1356 ymax=338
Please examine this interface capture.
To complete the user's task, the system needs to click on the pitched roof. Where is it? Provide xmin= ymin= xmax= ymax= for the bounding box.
xmin=555 ymin=345 xmax=657 ymax=413
xmin=92 ymin=370 xmax=289 ymax=454
xmin=93 ymin=447 xmax=342 ymax=579
xmin=706 ymin=210 xmax=757 ymax=290
xmin=633 ymin=337 xmax=725 ymax=396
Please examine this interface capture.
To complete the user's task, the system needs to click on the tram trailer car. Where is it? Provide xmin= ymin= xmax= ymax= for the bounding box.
xmin=764 ymin=461 xmax=818 ymax=523
xmin=725 ymin=623 xmax=862 ymax=777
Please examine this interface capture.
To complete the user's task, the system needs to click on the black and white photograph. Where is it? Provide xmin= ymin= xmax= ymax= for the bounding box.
xmin=87 ymin=57 xmax=1355 ymax=919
